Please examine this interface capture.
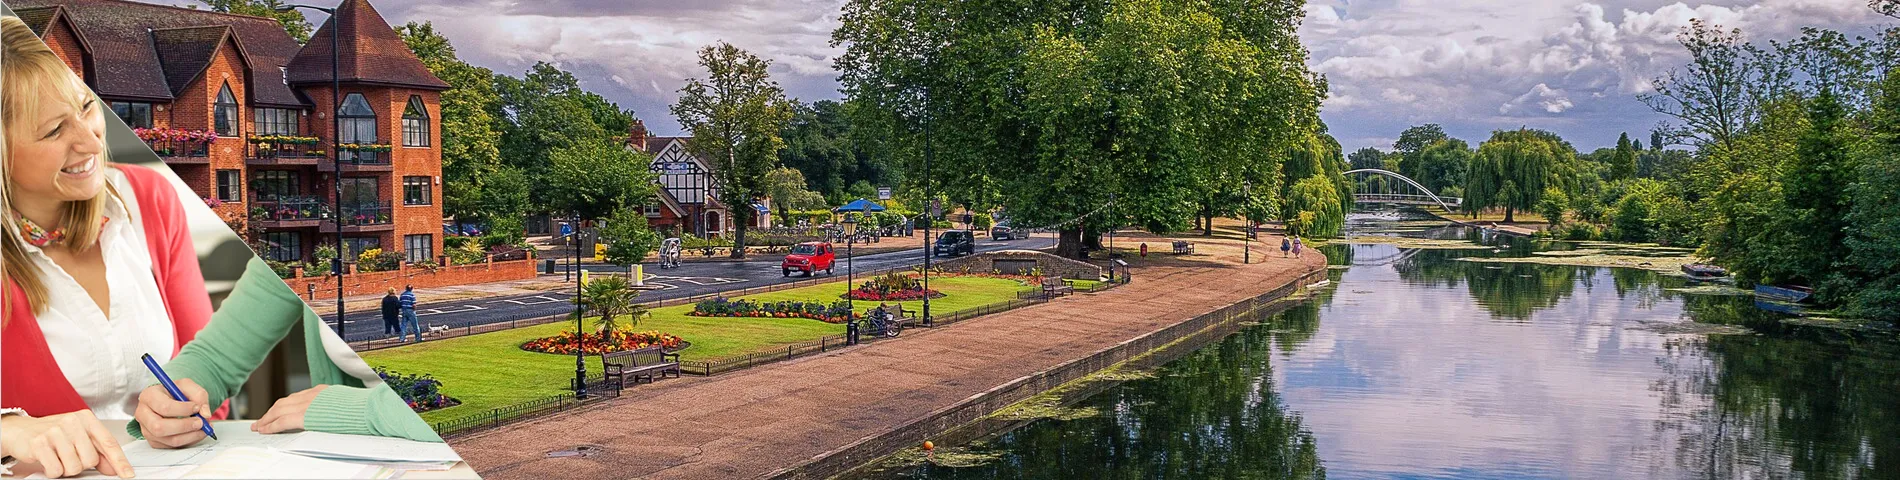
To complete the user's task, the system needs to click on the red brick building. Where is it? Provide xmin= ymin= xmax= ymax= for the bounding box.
xmin=625 ymin=120 xmax=772 ymax=238
xmin=16 ymin=0 xmax=449 ymax=267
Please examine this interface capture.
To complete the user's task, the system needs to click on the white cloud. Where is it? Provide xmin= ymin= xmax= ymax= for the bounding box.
xmin=1303 ymin=0 xmax=1890 ymax=150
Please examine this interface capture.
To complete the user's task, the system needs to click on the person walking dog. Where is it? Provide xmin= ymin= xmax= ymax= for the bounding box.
xmin=381 ymin=288 xmax=401 ymax=337
xmin=399 ymin=286 xmax=421 ymax=343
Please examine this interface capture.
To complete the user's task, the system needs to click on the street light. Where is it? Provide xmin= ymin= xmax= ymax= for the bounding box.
xmin=1243 ymin=181 xmax=1251 ymax=265
xmin=842 ymin=212 xmax=858 ymax=310
xmin=571 ymin=213 xmax=586 ymax=398
xmin=277 ymin=3 xmax=344 ymax=338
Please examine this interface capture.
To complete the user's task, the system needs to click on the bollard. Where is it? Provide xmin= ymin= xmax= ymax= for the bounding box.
xmin=633 ymin=264 xmax=645 ymax=287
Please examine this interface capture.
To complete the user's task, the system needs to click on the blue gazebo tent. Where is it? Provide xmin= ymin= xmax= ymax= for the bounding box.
xmin=834 ymin=198 xmax=887 ymax=213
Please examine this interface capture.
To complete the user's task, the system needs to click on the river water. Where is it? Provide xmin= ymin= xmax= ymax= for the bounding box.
xmin=876 ymin=213 xmax=1900 ymax=479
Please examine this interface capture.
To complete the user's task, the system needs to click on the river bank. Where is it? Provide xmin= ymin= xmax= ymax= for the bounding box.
xmin=446 ymin=231 xmax=1327 ymax=479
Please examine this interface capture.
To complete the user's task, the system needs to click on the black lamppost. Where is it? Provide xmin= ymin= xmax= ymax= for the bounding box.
xmin=842 ymin=213 xmax=858 ymax=310
xmin=921 ymin=108 xmax=933 ymax=326
xmin=1242 ymin=181 xmax=1251 ymax=265
xmin=278 ymin=3 xmax=343 ymax=337
xmin=571 ymin=213 xmax=586 ymax=398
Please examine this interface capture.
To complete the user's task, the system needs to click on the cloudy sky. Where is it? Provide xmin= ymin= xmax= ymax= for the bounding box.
xmin=147 ymin=0 xmax=1893 ymax=151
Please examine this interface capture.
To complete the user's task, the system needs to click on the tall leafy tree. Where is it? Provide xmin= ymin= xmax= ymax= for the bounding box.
xmin=546 ymin=138 xmax=658 ymax=222
xmin=1393 ymin=124 xmax=1449 ymax=181
xmin=398 ymin=22 xmax=518 ymax=233
xmin=764 ymin=167 xmax=827 ymax=224
xmin=199 ymin=0 xmax=311 ymax=44
xmin=494 ymin=63 xmax=638 ymax=212
xmin=1609 ymin=132 xmax=1638 ymax=181
xmin=1413 ymin=138 xmax=1472 ymax=194
xmin=672 ymin=42 xmax=794 ymax=259
xmin=835 ymin=0 xmax=1324 ymax=257
xmin=1466 ymin=129 xmax=1562 ymax=222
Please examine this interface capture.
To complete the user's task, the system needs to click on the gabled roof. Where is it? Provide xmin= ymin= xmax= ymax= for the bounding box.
xmin=652 ymin=188 xmax=688 ymax=217
xmin=149 ymin=25 xmax=239 ymax=97
xmin=8 ymin=0 xmax=309 ymax=106
xmin=286 ymin=0 xmax=448 ymax=91
xmin=14 ymin=5 xmax=61 ymax=34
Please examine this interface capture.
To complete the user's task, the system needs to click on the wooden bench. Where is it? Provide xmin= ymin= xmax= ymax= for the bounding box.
xmin=601 ymin=346 xmax=681 ymax=388
xmin=1042 ymin=277 xmax=1075 ymax=299
xmin=1171 ymin=241 xmax=1195 ymax=255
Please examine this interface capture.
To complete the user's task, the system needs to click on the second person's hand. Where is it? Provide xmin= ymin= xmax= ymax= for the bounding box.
xmin=134 ymin=378 xmax=213 ymax=448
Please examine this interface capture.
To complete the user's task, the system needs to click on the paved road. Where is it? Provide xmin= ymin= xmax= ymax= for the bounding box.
xmin=329 ymin=233 xmax=1056 ymax=343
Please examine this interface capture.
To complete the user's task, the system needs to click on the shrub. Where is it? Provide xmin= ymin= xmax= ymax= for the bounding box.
xmin=446 ymin=245 xmax=486 ymax=266
xmin=691 ymin=297 xmax=856 ymax=322
xmin=356 ymin=248 xmax=403 ymax=272
xmin=375 ymin=367 xmax=460 ymax=412
xmin=312 ymin=244 xmax=338 ymax=273
xmin=443 ymin=236 xmax=471 ymax=250
xmin=519 ymin=330 xmax=683 ymax=355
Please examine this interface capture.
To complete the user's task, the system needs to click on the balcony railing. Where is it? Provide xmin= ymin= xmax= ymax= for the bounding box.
xmin=144 ymin=139 xmax=209 ymax=162
xmin=340 ymin=202 xmax=393 ymax=227
xmin=336 ymin=144 xmax=392 ymax=166
xmin=251 ymin=195 xmax=327 ymax=223
xmin=247 ymin=136 xmax=325 ymax=163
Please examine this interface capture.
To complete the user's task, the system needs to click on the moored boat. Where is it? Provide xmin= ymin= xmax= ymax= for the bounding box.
xmin=1754 ymin=284 xmax=1814 ymax=304
xmin=1681 ymin=263 xmax=1728 ymax=278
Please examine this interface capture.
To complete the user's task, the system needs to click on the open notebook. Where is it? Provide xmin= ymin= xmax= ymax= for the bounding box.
xmin=24 ymin=448 xmax=394 ymax=479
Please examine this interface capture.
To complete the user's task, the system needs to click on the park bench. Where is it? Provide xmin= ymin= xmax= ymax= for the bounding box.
xmin=1042 ymin=277 xmax=1075 ymax=299
xmin=875 ymin=303 xmax=918 ymax=321
xmin=601 ymin=346 xmax=681 ymax=389
xmin=1172 ymin=241 xmax=1195 ymax=255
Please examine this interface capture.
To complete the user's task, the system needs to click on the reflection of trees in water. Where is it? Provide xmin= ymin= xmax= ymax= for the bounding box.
xmin=1649 ymin=300 xmax=1900 ymax=479
xmin=1607 ymin=267 xmax=1677 ymax=310
xmin=914 ymin=309 xmax=1326 ymax=479
xmin=1390 ymin=249 xmax=1581 ymax=320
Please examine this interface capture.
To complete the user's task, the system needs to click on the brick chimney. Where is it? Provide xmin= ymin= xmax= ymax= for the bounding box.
xmin=628 ymin=119 xmax=649 ymax=152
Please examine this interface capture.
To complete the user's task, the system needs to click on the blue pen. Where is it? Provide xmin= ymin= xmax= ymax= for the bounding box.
xmin=139 ymin=354 xmax=217 ymax=440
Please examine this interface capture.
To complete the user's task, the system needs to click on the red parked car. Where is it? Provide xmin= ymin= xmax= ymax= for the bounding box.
xmin=782 ymin=242 xmax=836 ymax=277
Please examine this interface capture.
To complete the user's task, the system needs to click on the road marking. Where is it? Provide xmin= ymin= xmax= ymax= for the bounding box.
xmin=497 ymin=295 xmax=567 ymax=306
xmin=418 ymin=305 xmax=485 ymax=316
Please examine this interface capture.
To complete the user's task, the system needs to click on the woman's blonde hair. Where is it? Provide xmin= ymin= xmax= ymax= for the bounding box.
xmin=2 ymin=15 xmax=115 ymax=315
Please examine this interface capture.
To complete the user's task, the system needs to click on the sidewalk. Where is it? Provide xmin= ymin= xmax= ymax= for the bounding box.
xmin=449 ymin=231 xmax=1327 ymax=479
xmin=301 ymin=274 xmax=573 ymax=316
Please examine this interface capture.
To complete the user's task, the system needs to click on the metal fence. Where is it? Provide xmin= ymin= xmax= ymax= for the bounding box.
xmin=429 ymin=373 xmax=620 ymax=437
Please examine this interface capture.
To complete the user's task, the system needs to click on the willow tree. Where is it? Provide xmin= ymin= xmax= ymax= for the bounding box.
xmin=1465 ymin=129 xmax=1567 ymax=222
xmin=835 ymin=0 xmax=1325 ymax=258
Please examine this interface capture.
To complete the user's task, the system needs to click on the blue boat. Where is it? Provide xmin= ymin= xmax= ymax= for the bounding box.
xmin=1754 ymin=284 xmax=1814 ymax=304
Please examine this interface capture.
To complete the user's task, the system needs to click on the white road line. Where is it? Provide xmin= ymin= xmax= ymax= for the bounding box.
xmin=418 ymin=305 xmax=485 ymax=316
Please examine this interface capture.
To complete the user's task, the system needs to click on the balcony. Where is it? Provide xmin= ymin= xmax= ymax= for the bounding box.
xmin=135 ymin=127 xmax=215 ymax=165
xmin=144 ymin=139 xmax=210 ymax=164
xmin=321 ymin=202 xmax=395 ymax=233
xmin=245 ymin=136 xmax=325 ymax=166
xmin=317 ymin=145 xmax=394 ymax=172
xmin=251 ymin=195 xmax=327 ymax=229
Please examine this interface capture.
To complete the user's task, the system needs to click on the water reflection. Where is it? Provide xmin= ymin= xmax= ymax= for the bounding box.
xmin=885 ymin=220 xmax=1900 ymax=479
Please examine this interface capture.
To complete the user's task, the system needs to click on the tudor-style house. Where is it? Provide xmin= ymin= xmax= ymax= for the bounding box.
xmin=17 ymin=0 xmax=449 ymax=267
xmin=625 ymin=120 xmax=772 ymax=238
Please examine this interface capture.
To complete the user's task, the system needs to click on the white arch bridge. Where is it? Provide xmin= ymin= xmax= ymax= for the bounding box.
xmin=1343 ymin=169 xmax=1462 ymax=212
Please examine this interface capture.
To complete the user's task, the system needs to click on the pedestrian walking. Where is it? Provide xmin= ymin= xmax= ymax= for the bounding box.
xmin=381 ymin=288 xmax=401 ymax=336
xmin=1293 ymin=237 xmax=1304 ymax=259
xmin=399 ymin=285 xmax=421 ymax=343
xmin=1280 ymin=237 xmax=1291 ymax=258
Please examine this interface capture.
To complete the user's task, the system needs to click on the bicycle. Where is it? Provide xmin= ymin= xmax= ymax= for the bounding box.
xmin=865 ymin=307 xmax=902 ymax=338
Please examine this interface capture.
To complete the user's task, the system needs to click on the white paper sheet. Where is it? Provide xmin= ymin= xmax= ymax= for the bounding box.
xmin=278 ymin=432 xmax=462 ymax=463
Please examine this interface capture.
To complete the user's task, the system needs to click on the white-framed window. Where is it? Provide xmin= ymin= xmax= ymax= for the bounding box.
xmin=405 ymin=234 xmax=434 ymax=263
xmin=253 ymin=107 xmax=299 ymax=136
xmin=213 ymin=83 xmax=240 ymax=136
xmin=401 ymin=96 xmax=430 ymax=147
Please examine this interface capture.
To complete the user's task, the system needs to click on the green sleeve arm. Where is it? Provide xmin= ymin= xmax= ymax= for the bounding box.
xmin=303 ymin=384 xmax=443 ymax=443
xmin=131 ymin=257 xmax=303 ymax=439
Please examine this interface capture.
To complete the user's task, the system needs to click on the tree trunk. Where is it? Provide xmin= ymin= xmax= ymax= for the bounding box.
xmin=730 ymin=209 xmax=749 ymax=259
xmin=1083 ymin=230 xmax=1103 ymax=251
xmin=1503 ymin=206 xmax=1515 ymax=224
xmin=1200 ymin=204 xmax=1214 ymax=236
xmin=1056 ymin=226 xmax=1086 ymax=259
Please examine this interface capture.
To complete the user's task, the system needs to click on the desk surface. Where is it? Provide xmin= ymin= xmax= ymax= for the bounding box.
xmin=5 ymin=421 xmax=479 ymax=479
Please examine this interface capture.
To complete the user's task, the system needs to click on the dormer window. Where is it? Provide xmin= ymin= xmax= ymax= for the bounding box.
xmin=338 ymin=93 xmax=376 ymax=143
xmin=214 ymin=82 xmax=239 ymax=136
xmin=402 ymin=96 xmax=430 ymax=147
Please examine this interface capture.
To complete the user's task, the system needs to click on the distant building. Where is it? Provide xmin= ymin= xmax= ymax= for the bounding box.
xmin=18 ymin=0 xmax=449 ymax=265
xmin=625 ymin=120 xmax=771 ymax=238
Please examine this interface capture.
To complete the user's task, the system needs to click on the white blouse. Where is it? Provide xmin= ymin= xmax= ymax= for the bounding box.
xmin=16 ymin=168 xmax=176 ymax=420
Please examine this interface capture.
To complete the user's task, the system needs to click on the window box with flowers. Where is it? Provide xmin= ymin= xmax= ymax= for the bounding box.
xmin=134 ymin=127 xmax=216 ymax=158
xmin=337 ymin=143 xmax=394 ymax=165
xmin=248 ymin=135 xmax=322 ymax=158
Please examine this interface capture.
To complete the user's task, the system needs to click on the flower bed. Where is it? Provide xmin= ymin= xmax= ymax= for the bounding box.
xmin=689 ymin=298 xmax=858 ymax=323
xmin=520 ymin=330 xmax=684 ymax=355
xmin=376 ymin=367 xmax=461 ymax=413
xmin=845 ymin=272 xmax=945 ymax=301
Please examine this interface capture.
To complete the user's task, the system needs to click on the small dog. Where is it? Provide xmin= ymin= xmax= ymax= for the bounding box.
xmin=427 ymin=324 xmax=451 ymax=336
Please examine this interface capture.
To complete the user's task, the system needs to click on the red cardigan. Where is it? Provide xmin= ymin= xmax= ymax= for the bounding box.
xmin=2 ymin=164 xmax=213 ymax=417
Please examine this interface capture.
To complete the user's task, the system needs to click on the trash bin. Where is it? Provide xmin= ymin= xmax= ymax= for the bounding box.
xmin=544 ymin=259 xmax=556 ymax=274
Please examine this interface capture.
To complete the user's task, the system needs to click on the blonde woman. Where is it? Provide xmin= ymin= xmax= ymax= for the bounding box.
xmin=0 ymin=14 xmax=209 ymax=478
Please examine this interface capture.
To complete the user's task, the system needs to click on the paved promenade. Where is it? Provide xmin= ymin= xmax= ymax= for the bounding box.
xmin=450 ymin=232 xmax=1328 ymax=479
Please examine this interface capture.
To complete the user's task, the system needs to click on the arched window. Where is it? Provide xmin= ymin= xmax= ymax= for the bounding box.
xmin=338 ymin=93 xmax=379 ymax=163
xmin=213 ymin=82 xmax=239 ymax=136
xmin=402 ymin=96 xmax=430 ymax=147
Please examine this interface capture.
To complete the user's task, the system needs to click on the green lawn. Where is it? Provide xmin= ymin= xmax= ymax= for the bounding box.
xmin=361 ymin=275 xmax=1035 ymax=424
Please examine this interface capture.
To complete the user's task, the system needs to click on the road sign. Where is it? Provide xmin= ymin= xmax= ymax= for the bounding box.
xmin=877 ymin=187 xmax=892 ymax=200
xmin=930 ymin=199 xmax=941 ymax=218
xmin=658 ymin=161 xmax=694 ymax=175
xmin=560 ymin=222 xmax=572 ymax=237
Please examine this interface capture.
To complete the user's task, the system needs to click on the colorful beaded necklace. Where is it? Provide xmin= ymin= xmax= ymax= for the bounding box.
xmin=15 ymin=215 xmax=68 ymax=248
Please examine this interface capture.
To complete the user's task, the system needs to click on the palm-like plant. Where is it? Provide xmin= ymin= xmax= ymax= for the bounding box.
xmin=578 ymin=275 xmax=646 ymax=337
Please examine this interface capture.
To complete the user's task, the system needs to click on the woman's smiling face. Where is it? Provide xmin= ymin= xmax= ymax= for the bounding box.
xmin=5 ymin=73 xmax=108 ymax=205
